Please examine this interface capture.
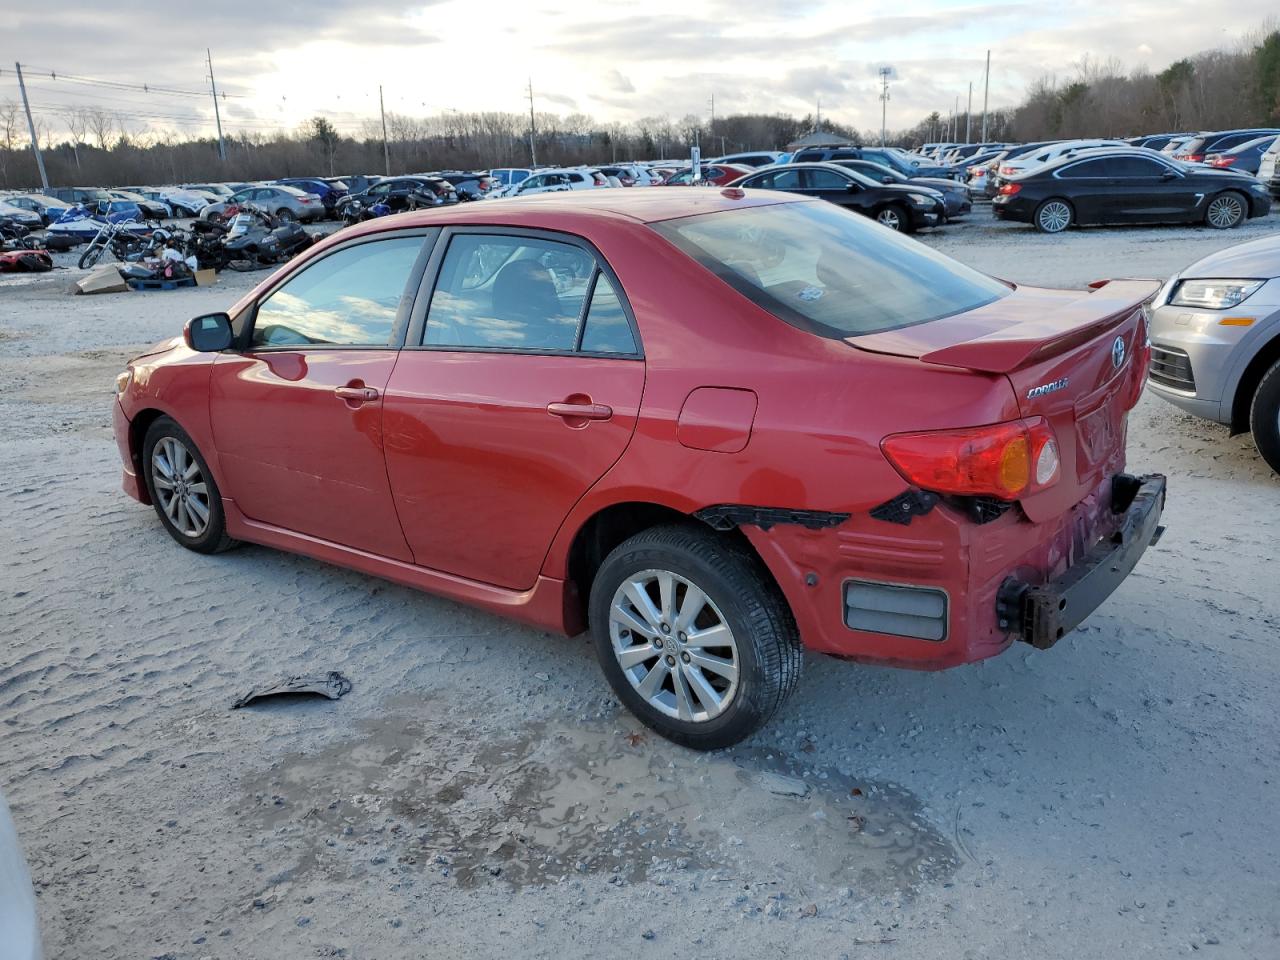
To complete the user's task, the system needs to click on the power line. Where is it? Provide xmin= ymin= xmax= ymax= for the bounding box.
xmin=9 ymin=63 xmax=246 ymax=99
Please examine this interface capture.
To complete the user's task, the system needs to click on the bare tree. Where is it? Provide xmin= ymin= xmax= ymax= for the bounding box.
xmin=84 ymin=107 xmax=116 ymax=150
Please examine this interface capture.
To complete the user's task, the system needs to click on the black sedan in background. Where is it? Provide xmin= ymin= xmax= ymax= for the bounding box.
xmin=992 ymin=149 xmax=1272 ymax=233
xmin=730 ymin=163 xmax=945 ymax=232
xmin=832 ymin=159 xmax=971 ymax=219
xmin=335 ymin=175 xmax=457 ymax=218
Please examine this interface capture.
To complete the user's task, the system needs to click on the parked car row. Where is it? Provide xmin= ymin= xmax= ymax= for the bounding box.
xmin=917 ymin=129 xmax=1279 ymax=232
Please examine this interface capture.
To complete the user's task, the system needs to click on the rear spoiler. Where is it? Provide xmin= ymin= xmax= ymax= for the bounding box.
xmin=919 ymin=279 xmax=1159 ymax=374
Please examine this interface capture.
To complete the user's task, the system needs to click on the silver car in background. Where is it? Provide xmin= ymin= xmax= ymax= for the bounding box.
xmin=0 ymin=793 xmax=42 ymax=960
xmin=1147 ymin=234 xmax=1280 ymax=473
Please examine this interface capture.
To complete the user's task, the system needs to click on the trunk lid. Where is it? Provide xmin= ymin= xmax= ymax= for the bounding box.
xmin=850 ymin=280 xmax=1157 ymax=521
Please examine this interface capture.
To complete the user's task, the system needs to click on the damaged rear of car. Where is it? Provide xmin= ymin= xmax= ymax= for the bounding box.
xmin=652 ymin=199 xmax=1164 ymax=671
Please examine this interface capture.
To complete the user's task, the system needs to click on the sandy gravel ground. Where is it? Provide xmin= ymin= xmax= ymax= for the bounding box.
xmin=1 ymin=209 xmax=1278 ymax=960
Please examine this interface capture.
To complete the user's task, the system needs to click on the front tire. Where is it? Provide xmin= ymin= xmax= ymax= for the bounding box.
xmin=142 ymin=416 xmax=236 ymax=554
xmin=1035 ymin=198 xmax=1073 ymax=233
xmin=1205 ymin=192 xmax=1246 ymax=230
xmin=588 ymin=525 xmax=802 ymax=750
xmin=874 ymin=204 xmax=907 ymax=232
xmin=1249 ymin=359 xmax=1280 ymax=475
xmin=78 ymin=245 xmax=105 ymax=269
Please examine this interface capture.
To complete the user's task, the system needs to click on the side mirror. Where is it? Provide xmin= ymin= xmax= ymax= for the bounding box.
xmin=846 ymin=182 xmax=861 ymax=193
xmin=1161 ymin=169 xmax=1178 ymax=180
xmin=881 ymin=175 xmax=894 ymax=183
xmin=184 ymin=313 xmax=233 ymax=352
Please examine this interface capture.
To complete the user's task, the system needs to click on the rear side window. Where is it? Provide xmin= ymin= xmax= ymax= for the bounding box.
xmin=425 ymin=235 xmax=595 ymax=351
xmin=580 ymin=274 xmax=637 ymax=354
xmin=652 ymin=201 xmax=1009 ymax=338
xmin=252 ymin=237 xmax=423 ymax=347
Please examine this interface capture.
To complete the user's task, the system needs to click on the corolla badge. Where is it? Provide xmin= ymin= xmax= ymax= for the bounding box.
xmin=1027 ymin=378 xmax=1069 ymax=400
xmin=1112 ymin=336 xmax=1126 ymax=369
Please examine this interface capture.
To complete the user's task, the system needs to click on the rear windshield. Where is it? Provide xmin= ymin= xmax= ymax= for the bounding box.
xmin=651 ymin=200 xmax=1009 ymax=338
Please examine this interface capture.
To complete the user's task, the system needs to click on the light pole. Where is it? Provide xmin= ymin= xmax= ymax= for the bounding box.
xmin=878 ymin=66 xmax=893 ymax=147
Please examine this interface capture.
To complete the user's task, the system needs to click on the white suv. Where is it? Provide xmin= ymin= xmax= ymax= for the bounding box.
xmin=503 ymin=168 xmax=608 ymax=197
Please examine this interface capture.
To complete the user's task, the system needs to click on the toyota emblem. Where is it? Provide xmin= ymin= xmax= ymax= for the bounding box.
xmin=1111 ymin=336 xmax=1126 ymax=370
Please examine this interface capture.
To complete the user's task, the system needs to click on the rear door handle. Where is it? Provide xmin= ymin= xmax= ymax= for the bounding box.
xmin=335 ymin=385 xmax=379 ymax=403
xmin=547 ymin=401 xmax=612 ymax=421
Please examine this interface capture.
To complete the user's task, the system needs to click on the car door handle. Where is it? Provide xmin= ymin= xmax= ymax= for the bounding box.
xmin=547 ymin=401 xmax=612 ymax=421
xmin=335 ymin=385 xmax=379 ymax=403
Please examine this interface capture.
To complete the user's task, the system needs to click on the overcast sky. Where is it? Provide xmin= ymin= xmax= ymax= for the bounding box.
xmin=4 ymin=1 xmax=1276 ymax=138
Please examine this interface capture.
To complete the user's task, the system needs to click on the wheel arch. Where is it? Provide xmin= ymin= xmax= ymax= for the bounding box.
xmin=1230 ymin=330 xmax=1280 ymax=435
xmin=560 ymin=500 xmax=782 ymax=631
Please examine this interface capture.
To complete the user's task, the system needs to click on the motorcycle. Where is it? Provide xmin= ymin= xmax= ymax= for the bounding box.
xmin=340 ymin=197 xmax=393 ymax=226
xmin=185 ymin=206 xmax=315 ymax=272
xmin=77 ymin=217 xmax=164 ymax=270
xmin=0 ymin=219 xmax=43 ymax=252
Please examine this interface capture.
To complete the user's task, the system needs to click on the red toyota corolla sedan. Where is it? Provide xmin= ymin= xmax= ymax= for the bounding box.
xmin=113 ymin=188 xmax=1166 ymax=748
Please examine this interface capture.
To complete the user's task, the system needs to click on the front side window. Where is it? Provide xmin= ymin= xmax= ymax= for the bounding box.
xmin=252 ymin=237 xmax=423 ymax=347
xmin=805 ymin=169 xmax=849 ymax=190
xmin=1109 ymin=156 xmax=1166 ymax=178
xmin=1058 ymin=158 xmax=1111 ymax=179
xmin=424 ymin=234 xmax=596 ymax=351
xmin=747 ymin=168 xmax=803 ymax=189
xmin=652 ymin=200 xmax=1009 ymax=338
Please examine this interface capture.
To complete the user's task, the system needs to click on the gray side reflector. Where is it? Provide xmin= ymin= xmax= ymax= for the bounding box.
xmin=844 ymin=580 xmax=948 ymax=642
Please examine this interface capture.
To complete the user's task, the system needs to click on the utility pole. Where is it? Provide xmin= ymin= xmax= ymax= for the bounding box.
xmin=207 ymin=49 xmax=226 ymax=162
xmin=953 ymin=96 xmax=959 ymax=140
xmin=14 ymin=63 xmax=49 ymax=191
xmin=878 ymin=67 xmax=892 ymax=147
xmin=966 ymin=82 xmax=972 ymax=144
xmin=379 ymin=85 xmax=390 ymax=175
xmin=815 ymin=95 xmax=821 ymax=132
xmin=527 ymin=78 xmax=537 ymax=166
xmin=980 ymin=50 xmax=991 ymax=142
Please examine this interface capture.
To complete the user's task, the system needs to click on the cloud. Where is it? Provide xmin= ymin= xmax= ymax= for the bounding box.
xmin=605 ymin=70 xmax=636 ymax=94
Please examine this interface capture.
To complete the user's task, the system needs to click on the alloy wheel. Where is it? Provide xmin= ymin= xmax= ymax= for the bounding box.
xmin=1037 ymin=201 xmax=1071 ymax=233
xmin=608 ymin=569 xmax=740 ymax=723
xmin=1206 ymin=195 xmax=1242 ymax=229
xmin=151 ymin=436 xmax=211 ymax=539
xmin=876 ymin=208 xmax=903 ymax=230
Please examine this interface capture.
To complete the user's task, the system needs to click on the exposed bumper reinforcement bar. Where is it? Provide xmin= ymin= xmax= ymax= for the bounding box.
xmin=998 ymin=473 xmax=1167 ymax=650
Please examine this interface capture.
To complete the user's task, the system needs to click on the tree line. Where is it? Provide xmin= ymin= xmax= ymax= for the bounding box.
xmin=1 ymin=26 xmax=1277 ymax=190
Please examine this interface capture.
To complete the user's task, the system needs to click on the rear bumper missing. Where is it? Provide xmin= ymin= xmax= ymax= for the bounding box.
xmin=998 ymin=473 xmax=1166 ymax=649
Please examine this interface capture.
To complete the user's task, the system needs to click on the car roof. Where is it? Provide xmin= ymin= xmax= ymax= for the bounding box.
xmin=340 ymin=186 xmax=808 ymax=234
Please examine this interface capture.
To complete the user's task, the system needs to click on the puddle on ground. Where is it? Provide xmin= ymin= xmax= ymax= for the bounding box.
xmin=243 ymin=713 xmax=957 ymax=898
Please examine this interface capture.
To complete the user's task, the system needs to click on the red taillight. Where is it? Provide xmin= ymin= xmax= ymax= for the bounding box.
xmin=999 ymin=165 xmax=1015 ymax=174
xmin=1177 ymin=153 xmax=1203 ymax=163
xmin=998 ymin=183 xmax=1021 ymax=196
xmin=881 ymin=417 xmax=1059 ymax=501
xmin=1209 ymin=156 xmax=1235 ymax=167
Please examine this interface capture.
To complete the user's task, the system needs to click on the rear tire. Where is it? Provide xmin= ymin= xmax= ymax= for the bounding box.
xmin=588 ymin=524 xmax=802 ymax=750
xmin=1205 ymin=191 xmax=1246 ymax=229
xmin=1034 ymin=198 xmax=1073 ymax=233
xmin=1248 ymin=359 xmax=1280 ymax=475
xmin=142 ymin=416 xmax=237 ymax=554
xmin=275 ymin=208 xmax=296 ymax=222
xmin=874 ymin=204 xmax=907 ymax=232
